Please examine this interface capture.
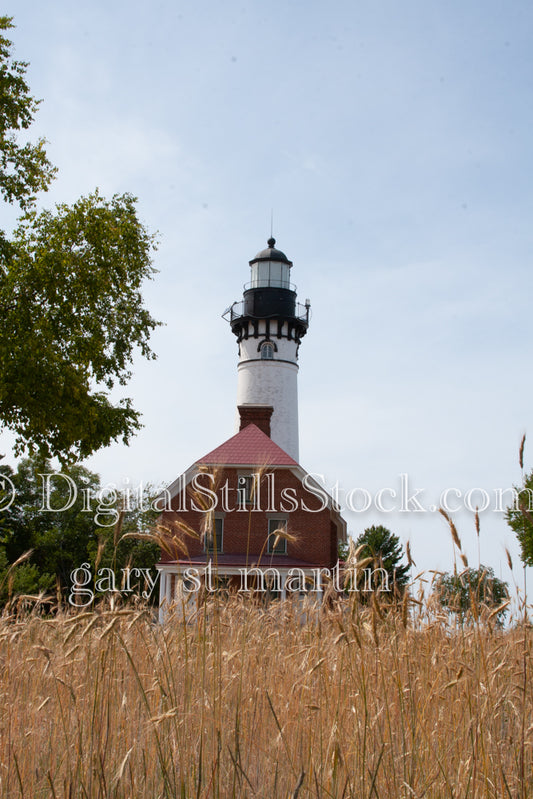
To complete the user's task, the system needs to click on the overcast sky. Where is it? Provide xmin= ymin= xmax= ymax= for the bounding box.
xmin=5 ymin=0 xmax=533 ymax=594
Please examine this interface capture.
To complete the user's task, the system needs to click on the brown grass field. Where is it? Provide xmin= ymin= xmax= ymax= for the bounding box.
xmin=0 ymin=591 xmax=531 ymax=798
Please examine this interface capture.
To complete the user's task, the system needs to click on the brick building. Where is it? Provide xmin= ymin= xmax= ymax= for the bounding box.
xmin=157 ymin=239 xmax=346 ymax=613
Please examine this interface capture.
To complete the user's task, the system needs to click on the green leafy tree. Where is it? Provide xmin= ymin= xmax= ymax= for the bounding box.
xmin=0 ymin=547 xmax=46 ymax=603
xmin=0 ymin=455 xmax=100 ymax=599
xmin=0 ymin=455 xmax=161 ymax=604
xmin=86 ymin=483 xmax=161 ymax=600
xmin=434 ymin=566 xmax=509 ymax=625
xmin=353 ymin=524 xmax=411 ymax=599
xmin=0 ymin=17 xmax=56 ymax=216
xmin=505 ymin=469 xmax=533 ymax=566
xmin=0 ymin=17 xmax=159 ymax=462
xmin=338 ymin=538 xmax=350 ymax=562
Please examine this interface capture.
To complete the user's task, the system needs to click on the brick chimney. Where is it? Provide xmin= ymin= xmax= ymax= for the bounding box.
xmin=238 ymin=404 xmax=273 ymax=438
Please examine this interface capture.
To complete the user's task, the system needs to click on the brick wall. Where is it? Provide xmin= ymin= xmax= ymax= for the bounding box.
xmin=159 ymin=466 xmax=340 ymax=567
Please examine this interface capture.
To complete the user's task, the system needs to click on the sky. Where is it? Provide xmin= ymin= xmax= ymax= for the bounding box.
xmin=4 ymin=0 xmax=533 ymax=598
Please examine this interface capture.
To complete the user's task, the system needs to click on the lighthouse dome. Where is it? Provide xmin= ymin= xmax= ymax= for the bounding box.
xmin=249 ymin=238 xmax=293 ymax=266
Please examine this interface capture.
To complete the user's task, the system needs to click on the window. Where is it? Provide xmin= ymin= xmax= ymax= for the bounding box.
xmin=238 ymin=474 xmax=255 ymax=506
xmin=261 ymin=342 xmax=274 ymax=360
xmin=205 ymin=516 xmax=223 ymax=553
xmin=250 ymin=260 xmax=291 ymax=289
xmin=268 ymin=518 xmax=287 ymax=555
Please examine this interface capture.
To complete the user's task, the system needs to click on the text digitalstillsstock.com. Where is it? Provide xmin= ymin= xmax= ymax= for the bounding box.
xmin=1 ymin=472 xmax=531 ymax=526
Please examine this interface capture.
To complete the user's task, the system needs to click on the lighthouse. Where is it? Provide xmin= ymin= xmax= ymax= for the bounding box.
xmin=157 ymin=237 xmax=346 ymax=616
xmin=223 ymin=238 xmax=310 ymax=462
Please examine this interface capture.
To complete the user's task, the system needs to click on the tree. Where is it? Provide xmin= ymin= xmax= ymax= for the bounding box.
xmin=0 ymin=17 xmax=56 ymax=215
xmin=434 ymin=566 xmax=509 ymax=625
xmin=505 ymin=469 xmax=533 ymax=566
xmin=0 ymin=455 xmax=100 ymax=600
xmin=85 ymin=482 xmax=161 ymax=590
xmin=0 ymin=17 xmax=159 ymax=462
xmin=338 ymin=538 xmax=350 ymax=562
xmin=0 ymin=454 xmax=161 ymax=604
xmin=353 ymin=524 xmax=410 ymax=599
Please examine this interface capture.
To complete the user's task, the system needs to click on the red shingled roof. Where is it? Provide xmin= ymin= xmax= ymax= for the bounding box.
xmin=197 ymin=424 xmax=298 ymax=467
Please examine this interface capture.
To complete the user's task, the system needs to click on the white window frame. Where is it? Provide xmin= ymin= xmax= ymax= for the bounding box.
xmin=261 ymin=341 xmax=274 ymax=360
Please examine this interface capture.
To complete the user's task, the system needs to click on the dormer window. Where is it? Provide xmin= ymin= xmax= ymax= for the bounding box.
xmin=261 ymin=342 xmax=274 ymax=360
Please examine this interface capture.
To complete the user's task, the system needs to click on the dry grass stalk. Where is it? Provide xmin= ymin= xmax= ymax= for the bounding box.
xmin=406 ymin=540 xmax=416 ymax=568
xmin=0 ymin=593 xmax=531 ymax=797
xmin=519 ymin=433 xmax=526 ymax=471
xmin=439 ymin=508 xmax=462 ymax=552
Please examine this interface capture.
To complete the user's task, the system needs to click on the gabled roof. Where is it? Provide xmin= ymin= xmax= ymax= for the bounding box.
xmin=197 ymin=423 xmax=298 ymax=467
xmin=161 ymin=424 xmax=347 ymax=542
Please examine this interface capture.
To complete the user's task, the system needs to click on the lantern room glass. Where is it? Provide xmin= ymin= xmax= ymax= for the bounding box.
xmin=250 ymin=260 xmax=291 ymax=289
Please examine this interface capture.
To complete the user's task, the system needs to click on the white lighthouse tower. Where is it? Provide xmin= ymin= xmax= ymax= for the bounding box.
xmin=223 ymin=238 xmax=310 ymax=462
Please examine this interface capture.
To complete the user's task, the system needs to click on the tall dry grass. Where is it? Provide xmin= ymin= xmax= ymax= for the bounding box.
xmin=0 ymin=593 xmax=531 ymax=798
